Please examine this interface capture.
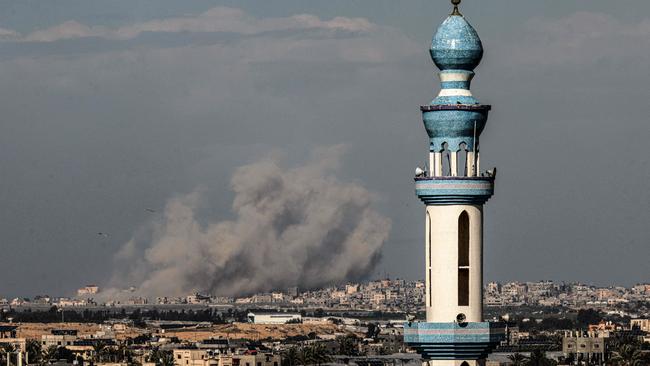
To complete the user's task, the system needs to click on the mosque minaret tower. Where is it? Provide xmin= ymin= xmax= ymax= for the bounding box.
xmin=404 ymin=1 xmax=504 ymax=365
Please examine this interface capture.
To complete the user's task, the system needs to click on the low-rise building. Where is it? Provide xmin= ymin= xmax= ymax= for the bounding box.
xmin=631 ymin=319 xmax=650 ymax=332
xmin=42 ymin=329 xmax=78 ymax=348
xmin=173 ymin=349 xmax=280 ymax=366
xmin=247 ymin=313 xmax=301 ymax=324
xmin=562 ymin=331 xmax=606 ymax=365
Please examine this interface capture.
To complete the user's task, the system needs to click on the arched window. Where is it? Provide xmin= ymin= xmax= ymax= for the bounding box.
xmin=457 ymin=142 xmax=468 ymax=177
xmin=458 ymin=211 xmax=470 ymax=306
xmin=441 ymin=142 xmax=451 ymax=176
xmin=460 ymin=362 xmax=470 ymax=366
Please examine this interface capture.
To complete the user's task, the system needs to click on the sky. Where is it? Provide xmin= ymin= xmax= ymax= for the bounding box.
xmin=1 ymin=0 xmax=650 ymax=298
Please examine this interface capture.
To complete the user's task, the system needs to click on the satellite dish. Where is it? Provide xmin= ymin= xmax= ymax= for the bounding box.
xmin=415 ymin=167 xmax=426 ymax=177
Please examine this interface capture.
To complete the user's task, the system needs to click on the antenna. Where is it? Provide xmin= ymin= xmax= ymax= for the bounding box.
xmin=473 ymin=121 xmax=477 ymax=176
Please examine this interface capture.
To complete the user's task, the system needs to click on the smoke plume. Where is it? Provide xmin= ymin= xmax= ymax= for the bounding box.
xmin=107 ymin=146 xmax=390 ymax=298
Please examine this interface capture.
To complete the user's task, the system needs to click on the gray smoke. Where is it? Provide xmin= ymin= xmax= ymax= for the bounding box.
xmin=106 ymin=146 xmax=390 ymax=298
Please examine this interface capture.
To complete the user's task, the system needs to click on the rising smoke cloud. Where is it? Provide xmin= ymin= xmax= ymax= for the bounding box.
xmin=106 ymin=146 xmax=390 ymax=298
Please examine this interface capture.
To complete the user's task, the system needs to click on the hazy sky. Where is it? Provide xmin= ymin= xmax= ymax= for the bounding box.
xmin=1 ymin=0 xmax=650 ymax=298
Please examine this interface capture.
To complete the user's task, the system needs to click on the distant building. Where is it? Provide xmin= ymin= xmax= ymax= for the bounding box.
xmin=562 ymin=331 xmax=606 ymax=365
xmin=631 ymin=319 xmax=650 ymax=332
xmin=172 ymin=349 xmax=280 ymax=366
xmin=346 ymin=284 xmax=359 ymax=294
xmin=42 ymin=329 xmax=79 ymax=348
xmin=187 ymin=293 xmax=211 ymax=304
xmin=77 ymin=285 xmax=100 ymax=296
xmin=246 ymin=312 xmax=301 ymax=324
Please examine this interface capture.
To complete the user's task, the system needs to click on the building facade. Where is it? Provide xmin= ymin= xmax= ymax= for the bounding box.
xmin=173 ymin=349 xmax=280 ymax=366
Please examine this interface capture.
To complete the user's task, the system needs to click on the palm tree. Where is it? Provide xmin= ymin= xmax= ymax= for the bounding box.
xmin=116 ymin=341 xmax=132 ymax=363
xmin=40 ymin=345 xmax=59 ymax=365
xmin=158 ymin=351 xmax=175 ymax=366
xmin=26 ymin=339 xmax=42 ymax=365
xmin=147 ymin=346 xmax=161 ymax=363
xmin=337 ymin=335 xmax=357 ymax=356
xmin=282 ymin=347 xmax=299 ymax=366
xmin=526 ymin=349 xmax=556 ymax=366
xmin=310 ymin=344 xmax=330 ymax=366
xmin=91 ymin=340 xmax=107 ymax=363
xmin=0 ymin=346 xmax=11 ymax=366
xmin=610 ymin=343 xmax=648 ymax=366
xmin=297 ymin=345 xmax=314 ymax=366
xmin=507 ymin=353 xmax=528 ymax=366
xmin=2 ymin=344 xmax=17 ymax=366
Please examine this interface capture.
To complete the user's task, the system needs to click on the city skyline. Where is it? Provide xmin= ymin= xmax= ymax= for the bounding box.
xmin=1 ymin=0 xmax=650 ymax=297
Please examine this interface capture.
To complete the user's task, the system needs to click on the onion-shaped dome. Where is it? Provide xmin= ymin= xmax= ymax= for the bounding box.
xmin=430 ymin=11 xmax=483 ymax=72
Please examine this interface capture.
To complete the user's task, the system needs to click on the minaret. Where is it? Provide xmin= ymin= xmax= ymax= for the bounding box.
xmin=404 ymin=1 xmax=504 ymax=366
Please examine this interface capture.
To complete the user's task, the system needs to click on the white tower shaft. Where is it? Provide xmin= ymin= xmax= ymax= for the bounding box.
xmin=425 ymin=205 xmax=483 ymax=323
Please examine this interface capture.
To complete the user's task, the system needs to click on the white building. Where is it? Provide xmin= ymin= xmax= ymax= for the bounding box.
xmin=246 ymin=312 xmax=301 ymax=324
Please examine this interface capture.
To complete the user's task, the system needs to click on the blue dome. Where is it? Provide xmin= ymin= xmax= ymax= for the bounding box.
xmin=430 ymin=15 xmax=483 ymax=71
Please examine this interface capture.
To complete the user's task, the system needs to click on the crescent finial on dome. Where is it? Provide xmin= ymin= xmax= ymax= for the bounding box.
xmin=451 ymin=0 xmax=462 ymax=16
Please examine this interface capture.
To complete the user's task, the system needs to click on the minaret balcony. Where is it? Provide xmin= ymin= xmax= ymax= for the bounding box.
xmin=415 ymin=176 xmax=494 ymax=206
xmin=404 ymin=321 xmax=505 ymax=360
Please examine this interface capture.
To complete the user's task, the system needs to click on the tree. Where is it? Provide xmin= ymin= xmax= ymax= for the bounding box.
xmin=53 ymin=347 xmax=74 ymax=363
xmin=365 ymin=323 xmax=380 ymax=339
xmin=610 ymin=343 xmax=649 ymax=366
xmin=0 ymin=345 xmax=13 ymax=366
xmin=297 ymin=345 xmax=314 ymax=366
xmin=281 ymin=347 xmax=299 ymax=366
xmin=116 ymin=341 xmax=133 ymax=363
xmin=148 ymin=348 xmax=174 ymax=366
xmin=310 ymin=344 xmax=330 ymax=366
xmin=91 ymin=341 xmax=107 ymax=363
xmin=576 ymin=309 xmax=602 ymax=328
xmin=337 ymin=335 xmax=358 ymax=356
xmin=158 ymin=351 xmax=175 ymax=366
xmin=25 ymin=339 xmax=42 ymax=365
xmin=507 ymin=353 xmax=528 ymax=366
xmin=40 ymin=346 xmax=59 ymax=365
xmin=525 ymin=349 xmax=556 ymax=366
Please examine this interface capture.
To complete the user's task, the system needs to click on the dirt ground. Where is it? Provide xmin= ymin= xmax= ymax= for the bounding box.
xmin=162 ymin=323 xmax=344 ymax=342
xmin=1 ymin=322 xmax=347 ymax=342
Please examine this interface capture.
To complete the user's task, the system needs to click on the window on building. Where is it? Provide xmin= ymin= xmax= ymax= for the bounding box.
xmin=458 ymin=211 xmax=470 ymax=306
xmin=458 ymin=268 xmax=469 ymax=306
xmin=458 ymin=211 xmax=469 ymax=267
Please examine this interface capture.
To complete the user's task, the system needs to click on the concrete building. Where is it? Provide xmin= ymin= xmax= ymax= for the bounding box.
xmin=562 ymin=331 xmax=606 ymax=365
xmin=631 ymin=319 xmax=650 ymax=332
xmin=0 ymin=325 xmax=26 ymax=366
xmin=77 ymin=285 xmax=99 ymax=296
xmin=41 ymin=329 xmax=79 ymax=348
xmin=403 ymin=1 xmax=504 ymax=365
xmin=173 ymin=349 xmax=280 ymax=366
xmin=246 ymin=312 xmax=301 ymax=324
